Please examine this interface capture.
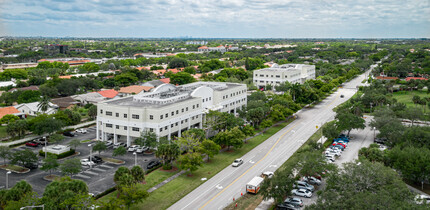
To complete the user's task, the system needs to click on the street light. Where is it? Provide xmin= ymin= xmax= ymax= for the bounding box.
xmin=373 ymin=127 xmax=376 ymax=140
xmin=88 ymin=144 xmax=93 ymax=169
xmin=133 ymin=152 xmax=137 ymax=166
xmin=6 ymin=171 xmax=11 ymax=189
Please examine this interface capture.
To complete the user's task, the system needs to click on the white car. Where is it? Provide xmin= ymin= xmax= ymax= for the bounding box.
xmin=80 ymin=159 xmax=95 ymax=166
xmin=75 ymin=128 xmax=87 ymax=134
xmin=127 ymin=145 xmax=139 ymax=152
xmin=325 ymin=149 xmax=341 ymax=157
xmin=232 ymin=158 xmax=243 ymax=167
xmin=105 ymin=141 xmax=113 ymax=147
xmin=262 ymin=171 xmax=274 ymax=179
xmin=113 ymin=142 xmax=125 ymax=149
xmin=292 ymin=188 xmax=312 ymax=198
xmin=415 ymin=194 xmax=430 ymax=204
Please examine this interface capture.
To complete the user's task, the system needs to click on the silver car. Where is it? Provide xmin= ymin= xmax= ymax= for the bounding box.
xmin=294 ymin=181 xmax=315 ymax=192
xmin=232 ymin=158 xmax=243 ymax=167
xmin=291 ymin=188 xmax=312 ymax=198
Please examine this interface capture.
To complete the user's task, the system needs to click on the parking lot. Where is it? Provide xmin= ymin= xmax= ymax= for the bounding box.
xmin=0 ymin=126 xmax=158 ymax=196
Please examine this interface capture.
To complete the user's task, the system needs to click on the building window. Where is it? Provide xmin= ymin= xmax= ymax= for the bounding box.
xmin=116 ymin=125 xmax=119 ymax=129
xmin=100 ymin=109 xmax=103 ymax=114
xmin=182 ymin=108 xmax=184 ymax=112
xmin=196 ymin=115 xmax=199 ymax=119
xmin=165 ymin=126 xmax=168 ymax=130
xmin=132 ymin=127 xmax=139 ymax=132
xmin=106 ymin=111 xmax=112 ymax=116
xmin=181 ymin=120 xmax=184 ymax=124
xmin=160 ymin=115 xmax=163 ymax=119
xmin=124 ymin=126 xmax=127 ymax=130
xmin=209 ymin=97 xmax=211 ymax=100
xmin=132 ymin=114 xmax=139 ymax=119
xmin=185 ymin=119 xmax=188 ymax=122
xmin=115 ymin=113 xmax=119 ymax=117
xmin=192 ymin=116 xmax=195 ymax=120
xmin=186 ymin=107 xmax=188 ymax=111
xmin=171 ymin=124 xmax=174 ymax=128
xmin=175 ymin=122 xmax=178 ymax=126
xmin=176 ymin=110 xmax=179 ymax=114
xmin=171 ymin=112 xmax=174 ymax=116
xmin=197 ymin=104 xmax=199 ymax=108
xmin=124 ymin=114 xmax=127 ymax=118
xmin=160 ymin=128 xmax=163 ymax=132
xmin=106 ymin=124 xmax=112 ymax=128
xmin=165 ymin=113 xmax=168 ymax=118
xmin=150 ymin=115 xmax=153 ymax=120
xmin=150 ymin=128 xmax=154 ymax=132
xmin=202 ymin=99 xmax=205 ymax=103
xmin=276 ymin=75 xmax=280 ymax=78
xmin=193 ymin=105 xmax=195 ymax=109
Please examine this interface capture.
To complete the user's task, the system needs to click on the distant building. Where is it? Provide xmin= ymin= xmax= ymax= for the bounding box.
xmin=0 ymin=106 xmax=25 ymax=119
xmin=8 ymin=86 xmax=39 ymax=93
xmin=0 ymin=63 xmax=38 ymax=71
xmin=405 ymin=77 xmax=428 ymax=81
xmin=51 ymin=97 xmax=80 ymax=110
xmin=118 ymin=85 xmax=153 ymax=97
xmin=198 ymin=45 xmax=239 ymax=53
xmin=45 ymin=44 xmax=69 ymax=54
xmin=375 ymin=76 xmax=399 ymax=81
xmin=253 ymin=64 xmax=316 ymax=90
xmin=14 ymin=102 xmax=58 ymax=116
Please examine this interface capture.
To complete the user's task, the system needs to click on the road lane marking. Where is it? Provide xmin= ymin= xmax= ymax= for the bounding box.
xmin=199 ymin=122 xmax=299 ymax=210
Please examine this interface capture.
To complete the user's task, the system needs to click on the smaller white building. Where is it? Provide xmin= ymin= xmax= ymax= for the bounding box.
xmin=253 ymin=63 xmax=316 ymax=90
xmin=43 ymin=145 xmax=70 ymax=154
xmin=14 ymin=102 xmax=58 ymax=116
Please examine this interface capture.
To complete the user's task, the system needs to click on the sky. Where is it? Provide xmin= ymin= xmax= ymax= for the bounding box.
xmin=0 ymin=0 xmax=429 ymax=38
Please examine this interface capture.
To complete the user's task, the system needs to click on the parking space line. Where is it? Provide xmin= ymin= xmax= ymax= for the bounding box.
xmin=75 ymin=174 xmax=91 ymax=179
xmin=99 ymin=164 xmax=113 ymax=169
xmin=92 ymin=168 xmax=106 ymax=172
xmin=82 ymin=170 xmax=99 ymax=176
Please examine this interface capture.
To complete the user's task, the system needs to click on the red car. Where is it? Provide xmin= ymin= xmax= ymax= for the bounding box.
xmin=332 ymin=143 xmax=346 ymax=148
xmin=25 ymin=142 xmax=38 ymax=147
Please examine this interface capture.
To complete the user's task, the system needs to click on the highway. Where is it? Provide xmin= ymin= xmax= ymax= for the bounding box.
xmin=169 ymin=65 xmax=376 ymax=210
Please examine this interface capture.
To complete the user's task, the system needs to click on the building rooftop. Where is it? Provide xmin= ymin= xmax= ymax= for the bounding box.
xmin=256 ymin=63 xmax=309 ymax=72
xmin=0 ymin=106 xmax=21 ymax=119
xmin=104 ymin=82 xmax=242 ymax=108
xmin=119 ymin=85 xmax=152 ymax=94
xmin=97 ymin=89 xmax=118 ymax=98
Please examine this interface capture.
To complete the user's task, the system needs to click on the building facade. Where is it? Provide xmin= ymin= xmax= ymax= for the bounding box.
xmin=253 ymin=64 xmax=316 ymax=90
xmin=96 ymin=82 xmax=247 ymax=146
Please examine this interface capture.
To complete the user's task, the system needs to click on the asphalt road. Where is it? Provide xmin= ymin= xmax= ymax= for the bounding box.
xmin=0 ymin=127 xmax=157 ymax=196
xmin=169 ymin=66 xmax=378 ymax=210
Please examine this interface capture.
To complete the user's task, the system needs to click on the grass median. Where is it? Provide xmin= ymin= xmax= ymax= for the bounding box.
xmin=98 ymin=119 xmax=294 ymax=210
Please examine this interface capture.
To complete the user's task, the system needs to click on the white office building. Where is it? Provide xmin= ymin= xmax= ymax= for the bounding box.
xmin=253 ymin=64 xmax=316 ymax=90
xmin=96 ymin=82 xmax=247 ymax=146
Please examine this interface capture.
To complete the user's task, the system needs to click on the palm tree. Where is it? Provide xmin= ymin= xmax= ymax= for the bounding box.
xmin=38 ymin=96 xmax=51 ymax=113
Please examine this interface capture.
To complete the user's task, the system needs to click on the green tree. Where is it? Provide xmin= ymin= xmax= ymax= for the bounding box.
xmin=114 ymin=167 xmax=132 ymax=187
xmin=402 ymin=107 xmax=423 ymax=126
xmin=335 ymin=110 xmax=365 ymax=136
xmin=30 ymin=115 xmax=63 ymax=135
xmin=37 ymin=95 xmax=51 ymax=113
xmin=41 ymin=154 xmax=60 ymax=175
xmin=16 ymin=90 xmax=41 ymax=104
xmin=60 ymin=158 xmax=82 ymax=176
xmin=307 ymin=160 xmax=415 ymax=210
xmin=117 ymin=184 xmax=148 ymax=210
xmin=87 ymin=105 xmax=97 ymax=120
xmin=199 ymin=139 xmax=220 ymax=162
xmin=135 ymin=130 xmax=157 ymax=151
xmin=0 ymin=180 xmax=34 ymax=209
xmin=176 ymin=132 xmax=202 ymax=153
xmin=168 ymin=57 xmax=188 ymax=69
xmin=358 ymin=144 xmax=385 ymax=163
xmin=322 ymin=120 xmax=340 ymax=141
xmin=177 ymin=152 xmax=203 ymax=175
xmin=92 ymin=140 xmax=107 ymax=155
xmin=6 ymin=120 xmax=28 ymax=137
xmin=10 ymin=149 xmax=38 ymax=168
xmin=169 ymin=72 xmax=196 ymax=85
xmin=260 ymin=167 xmax=295 ymax=204
xmin=81 ymin=62 xmax=100 ymax=72
xmin=155 ymin=143 xmax=180 ymax=167
xmin=42 ymin=176 xmax=89 ymax=209
xmin=0 ymin=114 xmax=19 ymax=125
xmin=260 ymin=119 xmax=273 ymax=128
xmin=131 ymin=165 xmax=145 ymax=183
xmin=49 ymin=133 xmax=64 ymax=145
xmin=68 ymin=139 xmax=81 ymax=150
xmin=0 ymin=146 xmax=11 ymax=164
xmin=115 ymin=73 xmax=138 ymax=86
xmin=183 ymin=66 xmax=196 ymax=74
xmin=113 ymin=146 xmax=127 ymax=157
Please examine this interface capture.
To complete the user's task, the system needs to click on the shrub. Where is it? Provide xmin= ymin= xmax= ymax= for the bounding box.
xmin=39 ymin=149 xmax=76 ymax=159
xmin=95 ymin=186 xmax=116 ymax=199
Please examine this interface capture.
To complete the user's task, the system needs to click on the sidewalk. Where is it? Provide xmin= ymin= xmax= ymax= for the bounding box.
xmin=0 ymin=120 xmax=95 ymax=147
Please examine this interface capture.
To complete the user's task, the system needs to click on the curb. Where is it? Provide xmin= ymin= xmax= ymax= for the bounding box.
xmin=0 ymin=165 xmax=30 ymax=174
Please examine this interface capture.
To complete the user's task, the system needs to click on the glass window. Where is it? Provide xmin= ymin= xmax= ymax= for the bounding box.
xmin=160 ymin=115 xmax=163 ymax=119
xmin=106 ymin=124 xmax=112 ymax=128
xmin=132 ymin=127 xmax=139 ymax=132
xmin=116 ymin=125 xmax=119 ymax=129
xmin=124 ymin=114 xmax=127 ymax=118
xmin=115 ymin=113 xmax=119 ymax=117
xmin=124 ymin=126 xmax=127 ymax=130
xmin=132 ymin=114 xmax=139 ymax=119
xmin=150 ymin=115 xmax=153 ymax=120
xmin=106 ymin=111 xmax=112 ymax=116
xmin=100 ymin=109 xmax=103 ymax=114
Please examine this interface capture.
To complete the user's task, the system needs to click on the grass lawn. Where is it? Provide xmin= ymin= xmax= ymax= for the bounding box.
xmin=122 ymin=120 xmax=293 ymax=210
xmin=0 ymin=164 xmax=29 ymax=173
xmin=81 ymin=139 xmax=92 ymax=143
xmin=392 ymin=90 xmax=430 ymax=111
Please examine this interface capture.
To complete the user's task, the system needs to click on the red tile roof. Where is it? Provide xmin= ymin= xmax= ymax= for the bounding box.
xmin=167 ymin=69 xmax=181 ymax=73
xmin=119 ymin=85 xmax=152 ymax=94
xmin=97 ymin=89 xmax=118 ymax=98
xmin=0 ymin=107 xmax=20 ymax=119
xmin=198 ymin=46 xmax=208 ymax=49
xmin=375 ymin=76 xmax=399 ymax=80
xmin=159 ymin=78 xmax=170 ymax=84
xmin=405 ymin=77 xmax=428 ymax=81
xmin=151 ymin=70 xmax=167 ymax=75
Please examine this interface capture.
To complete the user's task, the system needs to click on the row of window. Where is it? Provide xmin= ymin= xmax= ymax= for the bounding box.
xmin=257 ymin=74 xmax=281 ymax=78
xmin=106 ymin=123 xmax=140 ymax=132
xmin=159 ymin=117 xmax=197 ymax=132
xmin=159 ymin=104 xmax=199 ymax=120
xmin=202 ymin=97 xmax=212 ymax=103
xmin=101 ymin=104 xmax=200 ymax=120
xmin=222 ymin=89 xmax=246 ymax=100
xmin=256 ymin=80 xmax=282 ymax=84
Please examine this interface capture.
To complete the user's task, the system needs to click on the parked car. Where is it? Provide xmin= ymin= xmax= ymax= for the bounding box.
xmin=127 ymin=145 xmax=139 ymax=152
xmin=303 ymin=176 xmax=321 ymax=185
xmin=105 ymin=141 xmax=113 ymax=147
xmin=340 ymin=94 xmax=344 ymax=98
xmin=333 ymin=144 xmax=345 ymax=151
xmin=293 ymin=181 xmax=314 ymax=192
xmin=415 ymin=194 xmax=430 ymax=204
xmin=80 ymin=159 xmax=95 ymax=166
xmin=292 ymin=188 xmax=312 ymax=198
xmin=26 ymin=141 xmax=39 ymax=147
xmin=282 ymin=197 xmax=303 ymax=208
xmin=135 ymin=146 xmax=145 ymax=153
xmin=63 ymin=131 xmax=76 ymax=137
xmin=325 ymin=149 xmax=341 ymax=157
xmin=147 ymin=160 xmax=161 ymax=169
xmin=34 ymin=137 xmax=48 ymax=145
xmin=313 ymin=173 xmax=322 ymax=180
xmin=277 ymin=202 xmax=298 ymax=210
xmin=76 ymin=128 xmax=87 ymax=134
xmin=89 ymin=156 xmax=103 ymax=164
xmin=24 ymin=163 xmax=38 ymax=169
xmin=113 ymin=142 xmax=125 ymax=149
xmin=326 ymin=157 xmax=335 ymax=163
xmin=232 ymin=158 xmax=244 ymax=167
xmin=374 ymin=137 xmax=387 ymax=144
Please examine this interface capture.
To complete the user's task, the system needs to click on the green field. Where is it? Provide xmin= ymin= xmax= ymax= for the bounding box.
xmin=98 ymin=120 xmax=293 ymax=210
xmin=392 ymin=90 xmax=430 ymax=112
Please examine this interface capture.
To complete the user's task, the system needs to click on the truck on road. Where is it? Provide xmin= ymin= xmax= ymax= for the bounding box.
xmin=246 ymin=176 xmax=264 ymax=194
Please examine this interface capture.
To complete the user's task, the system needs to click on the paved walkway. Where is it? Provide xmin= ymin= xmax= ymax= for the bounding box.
xmin=0 ymin=120 xmax=95 ymax=147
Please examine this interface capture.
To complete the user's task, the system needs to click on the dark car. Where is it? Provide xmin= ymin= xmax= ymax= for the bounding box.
xmin=340 ymin=94 xmax=344 ymax=98
xmin=89 ymin=156 xmax=103 ymax=164
xmin=147 ymin=160 xmax=161 ymax=169
xmin=277 ymin=202 xmax=297 ymax=210
xmin=374 ymin=138 xmax=387 ymax=144
xmin=63 ymin=131 xmax=75 ymax=137
xmin=24 ymin=163 xmax=38 ymax=169
xmin=283 ymin=197 xmax=303 ymax=208
xmin=25 ymin=141 xmax=39 ymax=147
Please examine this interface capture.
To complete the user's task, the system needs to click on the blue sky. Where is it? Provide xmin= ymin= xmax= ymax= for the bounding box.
xmin=0 ymin=0 xmax=429 ymax=38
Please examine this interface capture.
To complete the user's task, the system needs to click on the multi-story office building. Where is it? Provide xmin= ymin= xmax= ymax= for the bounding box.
xmin=253 ymin=63 xmax=316 ymax=90
xmin=96 ymin=82 xmax=247 ymax=146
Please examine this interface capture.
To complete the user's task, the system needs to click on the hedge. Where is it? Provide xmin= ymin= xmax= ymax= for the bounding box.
xmin=39 ymin=149 xmax=76 ymax=159
xmin=95 ymin=186 xmax=116 ymax=199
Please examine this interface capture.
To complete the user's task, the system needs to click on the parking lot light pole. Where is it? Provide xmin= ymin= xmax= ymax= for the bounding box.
xmin=133 ymin=152 xmax=137 ymax=166
xmin=6 ymin=171 xmax=11 ymax=189
xmin=44 ymin=136 xmax=47 ymax=159
xmin=88 ymin=144 xmax=93 ymax=169
xmin=373 ymin=127 xmax=376 ymax=140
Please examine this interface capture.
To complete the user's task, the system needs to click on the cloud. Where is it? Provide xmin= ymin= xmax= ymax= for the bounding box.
xmin=0 ymin=0 xmax=429 ymax=37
